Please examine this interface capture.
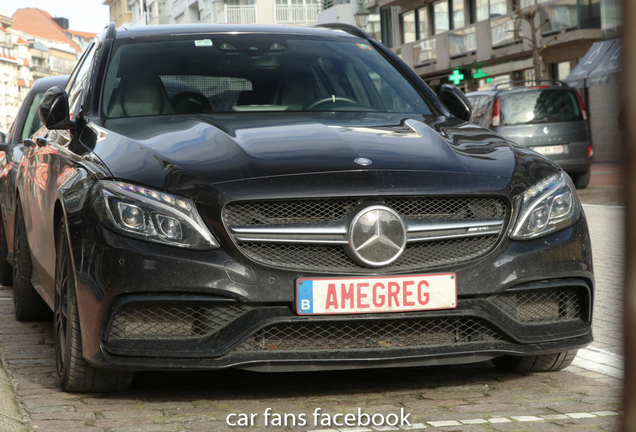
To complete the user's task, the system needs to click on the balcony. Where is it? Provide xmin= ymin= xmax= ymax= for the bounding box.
xmin=321 ymin=0 xmax=349 ymax=11
xmin=224 ymin=5 xmax=258 ymax=24
xmin=449 ymin=25 xmax=476 ymax=57
xmin=413 ymin=37 xmax=436 ymax=66
xmin=274 ymin=4 xmax=319 ymax=24
xmin=490 ymin=15 xmax=516 ymax=47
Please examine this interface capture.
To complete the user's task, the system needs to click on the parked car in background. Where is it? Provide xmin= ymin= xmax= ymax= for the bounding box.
xmin=10 ymin=23 xmax=593 ymax=393
xmin=0 ymin=75 xmax=68 ymax=291
xmin=467 ymin=82 xmax=593 ymax=189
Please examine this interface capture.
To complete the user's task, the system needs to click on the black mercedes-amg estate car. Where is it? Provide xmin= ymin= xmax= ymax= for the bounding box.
xmin=7 ymin=23 xmax=593 ymax=392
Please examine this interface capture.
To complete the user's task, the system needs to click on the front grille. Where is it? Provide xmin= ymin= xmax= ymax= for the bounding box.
xmin=238 ymin=235 xmax=499 ymax=273
xmin=222 ymin=198 xmax=360 ymax=226
xmin=108 ymin=301 xmax=247 ymax=341
xmin=234 ymin=317 xmax=505 ymax=352
xmin=384 ymin=197 xmax=505 ymax=220
xmin=223 ymin=197 xmax=507 ymax=273
xmin=489 ymin=287 xmax=586 ymax=324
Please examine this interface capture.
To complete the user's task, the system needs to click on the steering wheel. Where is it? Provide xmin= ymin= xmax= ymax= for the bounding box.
xmin=303 ymin=96 xmax=361 ymax=110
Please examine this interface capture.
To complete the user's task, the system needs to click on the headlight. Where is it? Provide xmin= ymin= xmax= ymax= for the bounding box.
xmin=510 ymin=171 xmax=582 ymax=240
xmin=91 ymin=181 xmax=219 ymax=250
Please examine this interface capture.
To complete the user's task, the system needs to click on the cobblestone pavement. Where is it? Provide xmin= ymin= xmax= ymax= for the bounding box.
xmin=0 ymin=165 xmax=624 ymax=432
xmin=583 ymin=204 xmax=624 ymax=355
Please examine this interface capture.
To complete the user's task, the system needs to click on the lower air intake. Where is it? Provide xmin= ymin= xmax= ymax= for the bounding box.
xmin=108 ymin=301 xmax=247 ymax=340
xmin=234 ymin=317 xmax=504 ymax=352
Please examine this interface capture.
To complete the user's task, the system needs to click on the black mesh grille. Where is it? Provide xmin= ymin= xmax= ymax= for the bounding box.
xmin=489 ymin=287 xmax=586 ymax=324
xmin=237 ymin=235 xmax=499 ymax=273
xmin=234 ymin=317 xmax=504 ymax=352
xmin=222 ymin=198 xmax=360 ymax=226
xmin=108 ymin=302 xmax=247 ymax=340
xmin=385 ymin=197 xmax=505 ymax=219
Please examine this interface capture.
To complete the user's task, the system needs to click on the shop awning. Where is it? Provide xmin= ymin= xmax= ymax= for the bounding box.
xmin=564 ymin=39 xmax=613 ymax=88
xmin=564 ymin=38 xmax=622 ymax=88
xmin=587 ymin=38 xmax=622 ymax=86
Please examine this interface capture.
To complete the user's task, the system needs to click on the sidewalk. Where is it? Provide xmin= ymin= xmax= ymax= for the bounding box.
xmin=577 ymin=163 xmax=623 ymax=206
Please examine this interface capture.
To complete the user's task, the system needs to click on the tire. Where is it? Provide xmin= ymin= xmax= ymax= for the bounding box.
xmin=55 ymin=218 xmax=134 ymax=393
xmin=493 ymin=350 xmax=578 ymax=373
xmin=0 ymin=215 xmax=13 ymax=286
xmin=13 ymin=204 xmax=51 ymax=321
xmin=572 ymin=170 xmax=591 ymax=189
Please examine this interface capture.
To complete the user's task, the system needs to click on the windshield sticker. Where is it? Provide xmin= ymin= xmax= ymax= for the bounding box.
xmin=357 ymin=43 xmax=373 ymax=50
xmin=194 ymin=39 xmax=213 ymax=47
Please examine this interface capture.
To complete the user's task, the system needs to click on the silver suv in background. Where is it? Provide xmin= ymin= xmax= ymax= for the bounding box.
xmin=467 ymin=81 xmax=592 ymax=189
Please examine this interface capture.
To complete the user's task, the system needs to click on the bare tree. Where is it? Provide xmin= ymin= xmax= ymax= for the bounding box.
xmin=513 ymin=5 xmax=558 ymax=80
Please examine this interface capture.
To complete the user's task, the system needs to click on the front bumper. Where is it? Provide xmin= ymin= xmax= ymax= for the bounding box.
xmin=69 ymin=206 xmax=594 ymax=372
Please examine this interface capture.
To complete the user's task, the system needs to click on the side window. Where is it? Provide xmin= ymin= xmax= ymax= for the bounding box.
xmin=20 ymin=93 xmax=45 ymax=142
xmin=66 ymin=43 xmax=97 ymax=118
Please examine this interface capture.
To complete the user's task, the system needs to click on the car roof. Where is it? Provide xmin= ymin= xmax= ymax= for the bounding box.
xmin=114 ymin=24 xmax=360 ymax=40
xmin=32 ymin=75 xmax=69 ymax=92
xmin=467 ymin=85 xmax=575 ymax=98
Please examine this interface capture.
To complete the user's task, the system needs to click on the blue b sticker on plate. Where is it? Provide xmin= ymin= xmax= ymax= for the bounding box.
xmin=297 ymin=280 xmax=313 ymax=314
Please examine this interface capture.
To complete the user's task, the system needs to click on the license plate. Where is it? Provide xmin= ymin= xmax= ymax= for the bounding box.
xmin=532 ymin=145 xmax=566 ymax=155
xmin=296 ymin=273 xmax=457 ymax=315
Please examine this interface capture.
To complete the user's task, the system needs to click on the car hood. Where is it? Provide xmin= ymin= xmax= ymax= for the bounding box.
xmin=84 ymin=113 xmax=556 ymax=197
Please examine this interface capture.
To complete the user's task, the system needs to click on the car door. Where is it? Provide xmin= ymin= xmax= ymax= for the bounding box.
xmin=21 ymin=43 xmax=98 ymax=297
xmin=0 ymin=82 xmax=47 ymax=261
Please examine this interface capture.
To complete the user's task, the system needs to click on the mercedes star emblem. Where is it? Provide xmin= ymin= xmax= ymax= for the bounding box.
xmin=348 ymin=206 xmax=407 ymax=267
xmin=354 ymin=158 xmax=372 ymax=166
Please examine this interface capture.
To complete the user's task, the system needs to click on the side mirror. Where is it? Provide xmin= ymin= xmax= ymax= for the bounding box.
xmin=0 ymin=133 xmax=8 ymax=153
xmin=439 ymin=84 xmax=472 ymax=122
xmin=38 ymin=86 xmax=76 ymax=130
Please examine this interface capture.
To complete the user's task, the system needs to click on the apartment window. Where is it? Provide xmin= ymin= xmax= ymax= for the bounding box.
xmin=489 ymin=0 xmax=507 ymax=17
xmin=433 ymin=0 xmax=449 ymax=34
xmin=601 ymin=0 xmax=621 ymax=29
xmin=125 ymin=0 xmax=132 ymax=13
xmin=401 ymin=10 xmax=417 ymax=43
xmin=556 ymin=61 xmax=571 ymax=80
xmin=453 ymin=0 xmax=465 ymax=29
xmin=418 ymin=7 xmax=429 ymax=37
xmin=518 ymin=0 xmax=536 ymax=8
xmin=475 ymin=0 xmax=508 ymax=21
xmin=157 ymin=1 xmax=167 ymax=15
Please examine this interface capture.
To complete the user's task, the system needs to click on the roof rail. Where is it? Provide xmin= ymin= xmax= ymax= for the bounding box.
xmin=314 ymin=23 xmax=372 ymax=40
xmin=490 ymin=80 xmax=568 ymax=91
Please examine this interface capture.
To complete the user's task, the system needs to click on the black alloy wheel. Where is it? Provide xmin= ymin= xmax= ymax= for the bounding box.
xmin=13 ymin=203 xmax=51 ymax=321
xmin=55 ymin=218 xmax=134 ymax=392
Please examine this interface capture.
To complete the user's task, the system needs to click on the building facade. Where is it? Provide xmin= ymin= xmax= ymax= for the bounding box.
xmin=0 ymin=9 xmax=95 ymax=133
xmin=103 ymin=0 xmax=134 ymax=27
xmin=122 ymin=0 xmax=319 ymax=26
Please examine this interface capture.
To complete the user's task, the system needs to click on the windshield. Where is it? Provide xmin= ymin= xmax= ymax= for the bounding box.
xmin=499 ymin=89 xmax=582 ymax=126
xmin=101 ymin=34 xmax=435 ymax=118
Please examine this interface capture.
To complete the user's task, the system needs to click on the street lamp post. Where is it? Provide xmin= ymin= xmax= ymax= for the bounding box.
xmin=354 ymin=1 xmax=370 ymax=28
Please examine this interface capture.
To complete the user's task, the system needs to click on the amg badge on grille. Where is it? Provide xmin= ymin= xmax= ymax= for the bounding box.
xmin=347 ymin=206 xmax=407 ymax=267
